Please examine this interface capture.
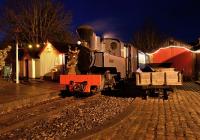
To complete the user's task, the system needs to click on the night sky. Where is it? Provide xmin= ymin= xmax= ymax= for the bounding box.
xmin=0 ymin=0 xmax=199 ymax=43
xmin=65 ymin=0 xmax=200 ymax=43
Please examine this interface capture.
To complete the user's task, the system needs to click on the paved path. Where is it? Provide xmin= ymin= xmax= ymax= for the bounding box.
xmin=0 ymin=78 xmax=64 ymax=113
xmin=83 ymin=82 xmax=200 ymax=140
xmin=0 ymin=79 xmax=63 ymax=104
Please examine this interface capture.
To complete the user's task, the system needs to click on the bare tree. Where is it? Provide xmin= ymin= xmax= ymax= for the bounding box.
xmin=132 ymin=22 xmax=167 ymax=53
xmin=0 ymin=0 xmax=72 ymax=44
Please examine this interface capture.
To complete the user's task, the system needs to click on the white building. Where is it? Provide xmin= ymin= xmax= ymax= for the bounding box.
xmin=19 ymin=42 xmax=66 ymax=80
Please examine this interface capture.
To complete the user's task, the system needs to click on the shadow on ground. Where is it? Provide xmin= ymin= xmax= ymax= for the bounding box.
xmin=101 ymin=79 xmax=177 ymax=99
xmin=58 ymin=79 xmax=182 ymax=99
xmin=59 ymin=90 xmax=96 ymax=99
xmin=101 ymin=79 xmax=143 ymax=98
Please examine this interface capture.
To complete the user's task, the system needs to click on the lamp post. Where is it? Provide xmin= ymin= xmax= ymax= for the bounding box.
xmin=15 ymin=27 xmax=21 ymax=84
xmin=16 ymin=34 xmax=19 ymax=84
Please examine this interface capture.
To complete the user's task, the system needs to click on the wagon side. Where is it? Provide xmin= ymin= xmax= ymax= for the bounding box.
xmin=136 ymin=70 xmax=182 ymax=99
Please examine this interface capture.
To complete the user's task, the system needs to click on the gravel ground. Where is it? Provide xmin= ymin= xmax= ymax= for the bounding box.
xmin=0 ymin=94 xmax=135 ymax=139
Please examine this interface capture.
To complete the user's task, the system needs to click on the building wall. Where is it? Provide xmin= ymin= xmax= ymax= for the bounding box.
xmin=39 ymin=43 xmax=63 ymax=77
xmin=150 ymin=46 xmax=195 ymax=79
xmin=196 ymin=53 xmax=200 ymax=79
xmin=19 ymin=61 xmax=23 ymax=77
xmin=28 ymin=59 xmax=32 ymax=78
xmin=19 ymin=58 xmax=40 ymax=79
xmin=19 ymin=55 xmax=31 ymax=78
xmin=35 ymin=59 xmax=40 ymax=78
xmin=19 ymin=43 xmax=65 ymax=79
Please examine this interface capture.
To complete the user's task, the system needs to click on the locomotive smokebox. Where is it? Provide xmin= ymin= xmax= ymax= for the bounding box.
xmin=77 ymin=25 xmax=94 ymax=44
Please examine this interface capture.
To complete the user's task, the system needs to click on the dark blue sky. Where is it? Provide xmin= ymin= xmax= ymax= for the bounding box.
xmin=65 ymin=0 xmax=200 ymax=42
xmin=0 ymin=0 xmax=199 ymax=43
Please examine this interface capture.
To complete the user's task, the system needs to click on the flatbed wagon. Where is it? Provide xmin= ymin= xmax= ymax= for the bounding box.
xmin=136 ymin=68 xmax=182 ymax=100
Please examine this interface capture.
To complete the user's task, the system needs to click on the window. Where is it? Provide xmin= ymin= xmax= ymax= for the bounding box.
xmin=110 ymin=42 xmax=117 ymax=50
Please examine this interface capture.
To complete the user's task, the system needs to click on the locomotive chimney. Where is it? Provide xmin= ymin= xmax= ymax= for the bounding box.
xmin=77 ymin=25 xmax=94 ymax=48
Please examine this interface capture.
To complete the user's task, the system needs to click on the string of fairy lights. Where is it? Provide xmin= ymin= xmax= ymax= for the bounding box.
xmin=17 ymin=42 xmax=48 ymax=49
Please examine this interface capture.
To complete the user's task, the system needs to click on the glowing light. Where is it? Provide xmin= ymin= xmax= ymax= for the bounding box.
xmin=147 ymin=45 xmax=200 ymax=55
xmin=28 ymin=44 xmax=32 ymax=49
xmin=36 ymin=44 xmax=40 ymax=48
xmin=77 ymin=41 xmax=81 ymax=45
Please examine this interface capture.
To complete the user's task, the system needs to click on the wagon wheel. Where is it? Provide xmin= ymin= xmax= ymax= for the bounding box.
xmin=163 ymin=89 xmax=168 ymax=100
xmin=142 ymin=89 xmax=148 ymax=100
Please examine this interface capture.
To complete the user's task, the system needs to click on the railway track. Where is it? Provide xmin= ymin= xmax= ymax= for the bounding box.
xmin=0 ymin=93 xmax=101 ymax=135
xmin=0 ymin=80 xmax=137 ymax=139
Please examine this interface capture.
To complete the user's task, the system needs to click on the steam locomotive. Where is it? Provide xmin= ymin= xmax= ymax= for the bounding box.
xmin=60 ymin=44 xmax=122 ymax=96
xmin=60 ymin=25 xmax=136 ymax=96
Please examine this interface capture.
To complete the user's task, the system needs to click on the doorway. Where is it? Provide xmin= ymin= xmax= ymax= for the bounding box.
xmin=25 ymin=59 xmax=29 ymax=79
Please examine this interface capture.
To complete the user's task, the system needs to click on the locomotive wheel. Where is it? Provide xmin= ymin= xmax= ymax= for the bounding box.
xmin=73 ymin=84 xmax=81 ymax=92
xmin=90 ymin=86 xmax=98 ymax=95
xmin=65 ymin=85 xmax=73 ymax=96
xmin=73 ymin=81 xmax=87 ymax=93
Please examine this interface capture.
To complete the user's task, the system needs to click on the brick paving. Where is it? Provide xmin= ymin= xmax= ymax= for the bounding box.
xmin=83 ymin=82 xmax=200 ymax=140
